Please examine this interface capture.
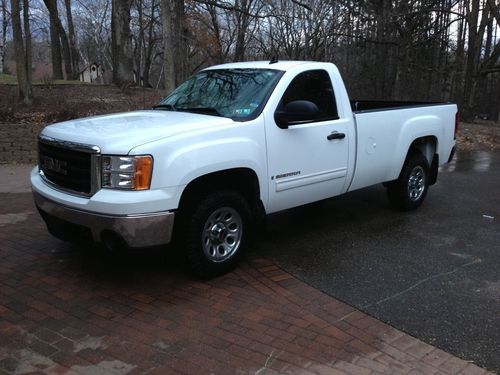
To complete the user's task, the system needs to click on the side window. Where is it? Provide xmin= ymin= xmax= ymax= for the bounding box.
xmin=278 ymin=70 xmax=338 ymax=123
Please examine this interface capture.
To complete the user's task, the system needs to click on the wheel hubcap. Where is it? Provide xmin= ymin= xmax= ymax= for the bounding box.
xmin=202 ymin=207 xmax=242 ymax=262
xmin=408 ymin=166 xmax=425 ymax=201
xmin=209 ymin=223 xmax=227 ymax=244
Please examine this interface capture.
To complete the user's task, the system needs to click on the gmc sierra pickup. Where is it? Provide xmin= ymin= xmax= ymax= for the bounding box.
xmin=31 ymin=61 xmax=457 ymax=276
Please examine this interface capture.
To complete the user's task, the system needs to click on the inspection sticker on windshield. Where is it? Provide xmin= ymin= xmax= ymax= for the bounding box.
xmin=234 ymin=108 xmax=252 ymax=116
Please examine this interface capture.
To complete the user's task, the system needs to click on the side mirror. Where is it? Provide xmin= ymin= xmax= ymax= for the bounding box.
xmin=274 ymin=100 xmax=320 ymax=129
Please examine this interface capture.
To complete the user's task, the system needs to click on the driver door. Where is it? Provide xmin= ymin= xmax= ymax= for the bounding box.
xmin=265 ymin=69 xmax=350 ymax=213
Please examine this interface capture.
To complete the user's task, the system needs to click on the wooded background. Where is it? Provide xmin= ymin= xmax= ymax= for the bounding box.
xmin=2 ymin=0 xmax=500 ymax=120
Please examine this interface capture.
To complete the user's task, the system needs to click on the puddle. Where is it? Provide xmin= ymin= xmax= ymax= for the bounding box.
xmin=440 ymin=151 xmax=498 ymax=173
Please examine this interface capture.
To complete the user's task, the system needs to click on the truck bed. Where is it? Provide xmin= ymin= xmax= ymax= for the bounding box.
xmin=348 ymin=103 xmax=457 ymax=192
xmin=350 ymin=100 xmax=447 ymax=112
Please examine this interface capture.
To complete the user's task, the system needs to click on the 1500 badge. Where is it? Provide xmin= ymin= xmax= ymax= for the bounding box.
xmin=271 ymin=171 xmax=301 ymax=180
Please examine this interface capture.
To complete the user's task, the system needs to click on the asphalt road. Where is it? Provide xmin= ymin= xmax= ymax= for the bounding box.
xmin=257 ymin=151 xmax=500 ymax=373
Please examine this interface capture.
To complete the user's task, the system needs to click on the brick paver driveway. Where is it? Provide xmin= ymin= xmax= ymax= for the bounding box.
xmin=0 ymin=165 xmax=491 ymax=374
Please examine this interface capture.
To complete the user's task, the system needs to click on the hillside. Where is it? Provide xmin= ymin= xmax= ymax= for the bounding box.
xmin=0 ymin=84 xmax=498 ymax=165
xmin=0 ymin=84 xmax=164 ymax=124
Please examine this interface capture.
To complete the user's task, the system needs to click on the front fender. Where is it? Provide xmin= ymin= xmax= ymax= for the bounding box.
xmin=167 ymin=137 xmax=265 ymax=188
xmin=131 ymin=134 xmax=268 ymax=210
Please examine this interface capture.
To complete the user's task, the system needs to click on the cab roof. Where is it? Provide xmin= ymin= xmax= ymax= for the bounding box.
xmin=203 ymin=60 xmax=325 ymax=72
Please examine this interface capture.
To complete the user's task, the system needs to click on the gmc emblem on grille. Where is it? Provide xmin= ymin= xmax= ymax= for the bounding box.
xmin=40 ymin=155 xmax=68 ymax=175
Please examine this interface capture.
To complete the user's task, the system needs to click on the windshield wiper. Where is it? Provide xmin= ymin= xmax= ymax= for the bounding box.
xmin=177 ymin=107 xmax=222 ymax=117
xmin=153 ymin=103 xmax=177 ymax=111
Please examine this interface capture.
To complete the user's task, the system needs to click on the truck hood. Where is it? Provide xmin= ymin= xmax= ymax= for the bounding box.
xmin=41 ymin=110 xmax=235 ymax=154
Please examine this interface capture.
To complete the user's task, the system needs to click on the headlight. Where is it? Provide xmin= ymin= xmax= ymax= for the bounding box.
xmin=101 ymin=155 xmax=153 ymax=190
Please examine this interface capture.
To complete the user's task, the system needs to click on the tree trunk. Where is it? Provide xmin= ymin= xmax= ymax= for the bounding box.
xmin=59 ymin=29 xmax=73 ymax=79
xmin=111 ymin=0 xmax=134 ymax=85
xmin=173 ymin=0 xmax=187 ymax=84
xmin=23 ymin=0 xmax=32 ymax=85
xmin=11 ymin=0 xmax=32 ymax=104
xmin=43 ymin=0 xmax=74 ymax=79
xmin=0 ymin=0 xmax=7 ymax=74
xmin=142 ymin=0 xmax=157 ymax=87
xmin=462 ymin=0 xmax=490 ymax=121
xmin=64 ymin=0 xmax=79 ymax=79
xmin=234 ymin=0 xmax=250 ymax=62
xmin=49 ymin=14 xmax=63 ymax=79
xmin=205 ymin=3 xmax=224 ymax=63
xmin=161 ymin=0 xmax=175 ymax=92
xmin=161 ymin=0 xmax=186 ymax=91
xmin=136 ymin=0 xmax=144 ymax=86
xmin=452 ymin=1 xmax=466 ymax=107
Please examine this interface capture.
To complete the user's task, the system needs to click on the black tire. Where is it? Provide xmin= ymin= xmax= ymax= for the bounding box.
xmin=181 ymin=190 xmax=252 ymax=278
xmin=387 ymin=152 xmax=429 ymax=211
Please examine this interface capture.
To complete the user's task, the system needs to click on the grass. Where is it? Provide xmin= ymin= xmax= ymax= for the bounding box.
xmin=0 ymin=74 xmax=87 ymax=86
xmin=48 ymin=79 xmax=87 ymax=85
xmin=0 ymin=73 xmax=18 ymax=84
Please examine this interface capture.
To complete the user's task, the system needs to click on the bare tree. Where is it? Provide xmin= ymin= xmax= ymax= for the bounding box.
xmin=11 ymin=0 xmax=32 ymax=104
xmin=23 ymin=0 xmax=498 ymax=119
xmin=161 ymin=0 xmax=186 ymax=92
xmin=74 ymin=0 xmax=113 ymax=70
xmin=161 ymin=0 xmax=175 ymax=92
xmin=111 ymin=0 xmax=134 ymax=85
xmin=133 ymin=0 xmax=160 ymax=87
xmin=43 ymin=0 xmax=75 ymax=79
xmin=133 ymin=0 xmax=145 ymax=84
xmin=0 ymin=0 xmax=8 ymax=74
xmin=48 ymin=7 xmax=63 ymax=79
xmin=233 ymin=0 xmax=253 ymax=61
xmin=64 ymin=0 xmax=79 ymax=79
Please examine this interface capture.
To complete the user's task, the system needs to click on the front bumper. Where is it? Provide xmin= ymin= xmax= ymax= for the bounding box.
xmin=34 ymin=191 xmax=175 ymax=248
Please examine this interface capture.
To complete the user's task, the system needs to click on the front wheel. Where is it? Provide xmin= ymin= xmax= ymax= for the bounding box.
xmin=182 ymin=190 xmax=252 ymax=278
xmin=387 ymin=152 xmax=430 ymax=211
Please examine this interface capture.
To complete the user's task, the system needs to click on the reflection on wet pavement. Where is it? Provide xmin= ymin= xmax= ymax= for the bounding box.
xmin=440 ymin=151 xmax=498 ymax=173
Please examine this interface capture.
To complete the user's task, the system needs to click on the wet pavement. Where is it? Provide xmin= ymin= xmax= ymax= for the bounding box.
xmin=259 ymin=151 xmax=500 ymax=372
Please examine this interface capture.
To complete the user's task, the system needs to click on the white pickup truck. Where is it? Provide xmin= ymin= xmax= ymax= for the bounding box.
xmin=31 ymin=61 xmax=457 ymax=277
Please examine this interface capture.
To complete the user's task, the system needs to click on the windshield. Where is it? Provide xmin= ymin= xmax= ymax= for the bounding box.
xmin=155 ymin=69 xmax=282 ymax=120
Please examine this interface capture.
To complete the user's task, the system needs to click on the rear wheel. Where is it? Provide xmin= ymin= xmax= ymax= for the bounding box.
xmin=387 ymin=152 xmax=429 ymax=211
xmin=181 ymin=190 xmax=252 ymax=278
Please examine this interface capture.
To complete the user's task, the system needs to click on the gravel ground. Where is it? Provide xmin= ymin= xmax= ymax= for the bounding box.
xmin=457 ymin=121 xmax=500 ymax=151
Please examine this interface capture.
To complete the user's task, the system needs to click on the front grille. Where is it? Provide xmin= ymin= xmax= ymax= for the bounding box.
xmin=38 ymin=138 xmax=98 ymax=195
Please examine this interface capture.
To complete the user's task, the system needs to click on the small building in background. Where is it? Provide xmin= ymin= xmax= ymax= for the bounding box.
xmin=79 ymin=63 xmax=103 ymax=83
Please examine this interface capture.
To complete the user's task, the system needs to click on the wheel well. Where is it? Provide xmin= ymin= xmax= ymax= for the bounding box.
xmin=408 ymin=136 xmax=437 ymax=164
xmin=178 ymin=168 xmax=261 ymax=210
xmin=407 ymin=136 xmax=439 ymax=185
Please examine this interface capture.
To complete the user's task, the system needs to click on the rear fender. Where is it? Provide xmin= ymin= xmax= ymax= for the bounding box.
xmin=390 ymin=116 xmax=441 ymax=181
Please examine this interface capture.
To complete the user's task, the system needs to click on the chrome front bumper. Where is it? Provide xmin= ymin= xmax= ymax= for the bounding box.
xmin=34 ymin=191 xmax=175 ymax=248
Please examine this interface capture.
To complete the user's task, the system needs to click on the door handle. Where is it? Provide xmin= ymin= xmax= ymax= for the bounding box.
xmin=327 ymin=132 xmax=346 ymax=140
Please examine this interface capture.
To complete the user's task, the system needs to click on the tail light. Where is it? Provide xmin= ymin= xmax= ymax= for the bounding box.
xmin=454 ymin=112 xmax=458 ymax=140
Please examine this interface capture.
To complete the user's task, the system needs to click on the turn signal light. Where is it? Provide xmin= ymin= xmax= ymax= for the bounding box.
xmin=133 ymin=156 xmax=153 ymax=190
xmin=101 ymin=155 xmax=153 ymax=190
